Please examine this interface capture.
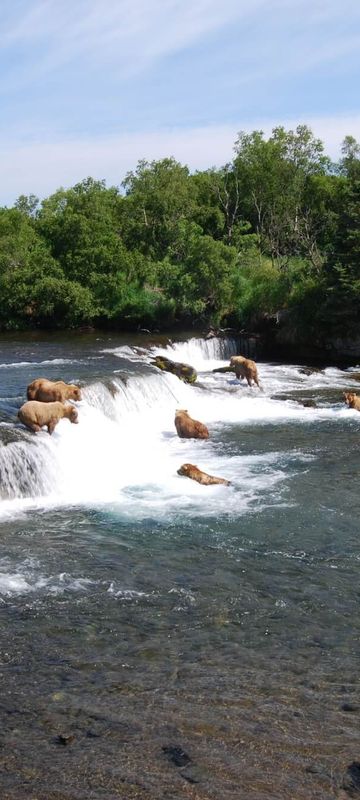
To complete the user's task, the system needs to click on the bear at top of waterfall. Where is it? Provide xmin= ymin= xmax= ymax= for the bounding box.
xmin=344 ymin=392 xmax=360 ymax=411
xmin=27 ymin=378 xmax=82 ymax=403
xmin=174 ymin=409 xmax=209 ymax=440
xmin=18 ymin=400 xmax=79 ymax=435
xmin=177 ymin=463 xmax=230 ymax=486
xmin=229 ymin=355 xmax=260 ymax=388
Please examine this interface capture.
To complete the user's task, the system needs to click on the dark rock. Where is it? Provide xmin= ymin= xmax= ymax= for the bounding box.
xmin=271 ymin=393 xmax=317 ymax=408
xmin=341 ymin=703 xmax=358 ymax=713
xmin=151 ymin=356 xmax=197 ymax=384
xmin=342 ymin=762 xmax=360 ymax=795
xmin=181 ymin=770 xmax=200 ymax=784
xmin=299 ymin=367 xmax=322 ymax=376
xmin=212 ymin=366 xmax=236 ymax=374
xmin=162 ymin=745 xmax=192 ymax=767
xmin=54 ymin=733 xmax=75 ymax=746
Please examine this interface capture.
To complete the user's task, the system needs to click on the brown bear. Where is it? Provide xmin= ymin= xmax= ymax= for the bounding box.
xmin=27 ymin=378 xmax=82 ymax=403
xmin=344 ymin=392 xmax=360 ymax=412
xmin=174 ymin=409 xmax=209 ymax=440
xmin=229 ymin=355 xmax=260 ymax=388
xmin=177 ymin=463 xmax=230 ymax=486
xmin=18 ymin=401 xmax=79 ymax=434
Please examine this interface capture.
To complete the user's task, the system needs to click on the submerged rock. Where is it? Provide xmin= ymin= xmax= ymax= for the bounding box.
xmin=162 ymin=745 xmax=192 ymax=767
xmin=271 ymin=394 xmax=317 ymax=408
xmin=54 ymin=732 xmax=75 ymax=746
xmin=212 ymin=366 xmax=236 ymax=374
xmin=342 ymin=762 xmax=360 ymax=795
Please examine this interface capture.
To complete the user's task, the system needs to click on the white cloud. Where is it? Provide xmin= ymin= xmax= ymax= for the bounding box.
xmin=2 ymin=113 xmax=360 ymax=205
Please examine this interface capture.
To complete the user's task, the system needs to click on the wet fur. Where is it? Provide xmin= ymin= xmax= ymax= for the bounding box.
xmin=174 ymin=409 xmax=209 ymax=440
xmin=344 ymin=392 xmax=360 ymax=412
xmin=18 ymin=400 xmax=78 ymax=434
xmin=27 ymin=378 xmax=81 ymax=403
xmin=230 ymin=356 xmax=260 ymax=388
xmin=177 ymin=463 xmax=230 ymax=486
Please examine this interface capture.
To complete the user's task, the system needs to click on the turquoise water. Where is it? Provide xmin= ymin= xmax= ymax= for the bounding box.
xmin=0 ymin=332 xmax=359 ymax=799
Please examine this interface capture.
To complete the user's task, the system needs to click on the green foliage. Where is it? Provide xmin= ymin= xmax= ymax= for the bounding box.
xmin=121 ymin=158 xmax=195 ymax=259
xmin=232 ymin=259 xmax=288 ymax=324
xmin=159 ymin=221 xmax=239 ymax=323
xmin=0 ymin=126 xmax=358 ymax=335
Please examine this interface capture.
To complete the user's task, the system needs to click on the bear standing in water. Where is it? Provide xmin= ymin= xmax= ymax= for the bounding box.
xmin=230 ymin=355 xmax=260 ymax=388
xmin=178 ymin=463 xmax=230 ymax=486
xmin=344 ymin=392 xmax=360 ymax=411
xmin=27 ymin=378 xmax=82 ymax=403
xmin=18 ymin=401 xmax=79 ymax=434
xmin=174 ymin=409 xmax=209 ymax=440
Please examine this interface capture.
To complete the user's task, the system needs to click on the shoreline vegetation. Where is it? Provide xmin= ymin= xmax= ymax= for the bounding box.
xmin=1 ymin=125 xmax=359 ymax=359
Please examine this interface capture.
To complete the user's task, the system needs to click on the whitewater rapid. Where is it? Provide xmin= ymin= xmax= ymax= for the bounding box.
xmin=0 ymin=336 xmax=359 ymax=520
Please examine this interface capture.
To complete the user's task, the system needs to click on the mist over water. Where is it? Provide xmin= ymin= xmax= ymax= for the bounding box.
xmin=0 ymin=332 xmax=359 ymax=799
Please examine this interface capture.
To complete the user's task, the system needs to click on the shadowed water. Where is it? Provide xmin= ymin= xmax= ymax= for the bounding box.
xmin=0 ymin=331 xmax=359 ymax=799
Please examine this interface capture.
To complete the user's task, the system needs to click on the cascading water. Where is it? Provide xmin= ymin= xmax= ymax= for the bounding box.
xmin=0 ymin=336 xmax=358 ymax=516
xmin=0 ymin=436 xmax=58 ymax=500
xmin=155 ymin=335 xmax=241 ymax=362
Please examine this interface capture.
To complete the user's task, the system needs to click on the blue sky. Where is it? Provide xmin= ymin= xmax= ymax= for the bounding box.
xmin=1 ymin=0 xmax=359 ymax=204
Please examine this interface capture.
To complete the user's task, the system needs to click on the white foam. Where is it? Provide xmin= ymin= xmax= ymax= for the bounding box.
xmin=0 ymin=358 xmax=78 ymax=369
xmin=0 ymin=337 xmax=358 ymax=520
xmin=0 ymin=559 xmax=94 ymax=597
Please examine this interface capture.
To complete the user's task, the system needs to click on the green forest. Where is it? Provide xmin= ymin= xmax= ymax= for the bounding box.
xmin=1 ymin=125 xmax=359 ymax=345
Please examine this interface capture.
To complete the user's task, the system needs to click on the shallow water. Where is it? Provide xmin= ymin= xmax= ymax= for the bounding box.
xmin=0 ymin=331 xmax=359 ymax=799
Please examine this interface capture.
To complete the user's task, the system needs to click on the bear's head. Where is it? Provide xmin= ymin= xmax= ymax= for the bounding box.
xmin=68 ymin=406 xmax=79 ymax=424
xmin=177 ymin=463 xmax=195 ymax=476
xmin=175 ymin=408 xmax=188 ymax=417
xmin=230 ymin=355 xmax=246 ymax=366
xmin=344 ymin=392 xmax=356 ymax=406
xmin=71 ymin=385 xmax=82 ymax=401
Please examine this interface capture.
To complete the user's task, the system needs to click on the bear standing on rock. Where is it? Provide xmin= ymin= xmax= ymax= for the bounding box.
xmin=27 ymin=378 xmax=82 ymax=403
xmin=174 ymin=409 xmax=209 ymax=440
xmin=230 ymin=356 xmax=260 ymax=388
xmin=18 ymin=401 xmax=79 ymax=434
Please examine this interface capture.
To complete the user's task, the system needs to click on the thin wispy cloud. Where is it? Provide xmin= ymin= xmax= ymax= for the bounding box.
xmin=0 ymin=0 xmax=359 ymax=203
xmin=1 ymin=0 xmax=359 ymax=88
xmin=1 ymin=0 xmax=260 ymax=86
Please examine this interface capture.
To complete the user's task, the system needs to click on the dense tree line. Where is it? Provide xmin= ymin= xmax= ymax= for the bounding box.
xmin=0 ymin=125 xmax=359 ymax=341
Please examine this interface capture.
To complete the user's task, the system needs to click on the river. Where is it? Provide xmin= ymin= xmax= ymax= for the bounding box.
xmin=0 ymin=331 xmax=359 ymax=799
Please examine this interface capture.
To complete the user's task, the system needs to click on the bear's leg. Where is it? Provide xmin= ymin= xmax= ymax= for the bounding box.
xmin=47 ymin=419 xmax=58 ymax=435
xmin=31 ymin=423 xmax=42 ymax=433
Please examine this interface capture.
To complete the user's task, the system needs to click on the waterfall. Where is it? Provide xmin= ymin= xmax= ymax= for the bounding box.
xmin=152 ymin=335 xmax=257 ymax=370
xmin=0 ymin=338 xmax=355 ymax=514
xmin=0 ymin=435 xmax=59 ymax=500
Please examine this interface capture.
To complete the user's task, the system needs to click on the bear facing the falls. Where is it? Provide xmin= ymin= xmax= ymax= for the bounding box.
xmin=177 ymin=463 xmax=230 ymax=486
xmin=18 ymin=401 xmax=79 ymax=434
xmin=229 ymin=356 xmax=260 ymax=388
xmin=27 ymin=378 xmax=82 ymax=403
xmin=174 ymin=409 xmax=209 ymax=440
